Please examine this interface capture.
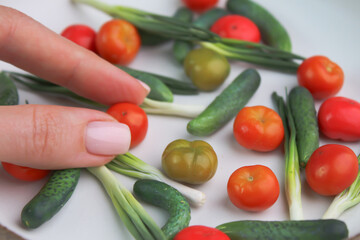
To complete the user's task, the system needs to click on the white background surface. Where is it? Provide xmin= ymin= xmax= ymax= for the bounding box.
xmin=1 ymin=0 xmax=360 ymax=239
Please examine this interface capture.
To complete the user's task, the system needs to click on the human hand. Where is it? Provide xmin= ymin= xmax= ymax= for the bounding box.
xmin=0 ymin=6 xmax=150 ymax=169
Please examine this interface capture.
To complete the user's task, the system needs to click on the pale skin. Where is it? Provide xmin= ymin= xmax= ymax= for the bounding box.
xmin=0 ymin=6 xmax=150 ymax=169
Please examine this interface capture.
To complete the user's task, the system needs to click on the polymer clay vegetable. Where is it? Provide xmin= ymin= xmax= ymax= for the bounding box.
xmin=216 ymin=219 xmax=349 ymax=240
xmin=1 ymin=162 xmax=50 ymax=182
xmin=226 ymin=0 xmax=292 ymax=51
xmin=133 ymin=179 xmax=191 ymax=239
xmin=288 ymin=86 xmax=319 ymax=167
xmin=187 ymin=68 xmax=260 ymax=136
xmin=233 ymin=105 xmax=284 ymax=152
xmin=297 ymin=56 xmax=344 ymax=100
xmin=21 ymin=168 xmax=81 ymax=228
xmin=184 ymin=47 xmax=230 ymax=91
xmin=106 ymin=103 xmax=148 ymax=148
xmin=162 ymin=139 xmax=218 ymax=184
xmin=227 ymin=165 xmax=280 ymax=211
xmin=305 ymin=144 xmax=359 ymax=196
xmin=175 ymin=225 xmax=230 ymax=240
xmin=0 ymin=71 xmax=18 ymax=106
xmin=96 ymin=19 xmax=140 ymax=65
xmin=318 ymin=96 xmax=360 ymax=141
xmin=60 ymin=24 xmax=97 ymax=52
xmin=210 ymin=15 xmax=261 ymax=43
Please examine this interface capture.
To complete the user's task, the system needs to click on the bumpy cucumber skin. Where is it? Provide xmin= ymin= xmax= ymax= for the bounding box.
xmin=21 ymin=168 xmax=81 ymax=229
xmin=226 ymin=0 xmax=292 ymax=52
xmin=187 ymin=68 xmax=261 ymax=136
xmin=0 ymin=72 xmax=19 ymax=105
xmin=133 ymin=179 xmax=191 ymax=240
xmin=193 ymin=8 xmax=229 ymax=30
xmin=289 ymin=86 xmax=319 ymax=168
xmin=172 ymin=7 xmax=194 ymax=64
xmin=216 ymin=219 xmax=348 ymax=240
xmin=117 ymin=66 xmax=174 ymax=102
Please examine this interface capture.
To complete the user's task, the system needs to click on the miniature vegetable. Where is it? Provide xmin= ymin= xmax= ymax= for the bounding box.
xmin=162 ymin=139 xmax=218 ymax=184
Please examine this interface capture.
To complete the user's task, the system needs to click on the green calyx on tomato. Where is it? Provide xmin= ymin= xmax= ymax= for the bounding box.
xmin=184 ymin=48 xmax=230 ymax=91
xmin=318 ymin=96 xmax=360 ymax=142
xmin=161 ymin=139 xmax=218 ymax=184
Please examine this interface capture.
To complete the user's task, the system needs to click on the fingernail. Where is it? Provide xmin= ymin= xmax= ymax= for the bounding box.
xmin=138 ymin=80 xmax=151 ymax=94
xmin=85 ymin=121 xmax=131 ymax=155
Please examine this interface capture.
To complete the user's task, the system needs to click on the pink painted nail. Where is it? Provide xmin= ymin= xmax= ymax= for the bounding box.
xmin=85 ymin=121 xmax=131 ymax=155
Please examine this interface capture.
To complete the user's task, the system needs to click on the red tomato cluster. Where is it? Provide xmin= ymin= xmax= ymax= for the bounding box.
xmin=61 ymin=20 xmax=141 ymax=65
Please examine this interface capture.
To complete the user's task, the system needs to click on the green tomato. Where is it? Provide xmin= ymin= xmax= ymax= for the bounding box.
xmin=184 ymin=48 xmax=230 ymax=91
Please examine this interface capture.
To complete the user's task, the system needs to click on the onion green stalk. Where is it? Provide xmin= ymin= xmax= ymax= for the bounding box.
xmin=272 ymin=92 xmax=303 ymax=220
xmin=87 ymin=166 xmax=166 ymax=240
xmin=71 ymin=0 xmax=304 ymax=72
xmin=107 ymin=152 xmax=206 ymax=207
xmin=322 ymin=154 xmax=360 ymax=219
xmin=9 ymin=71 xmax=204 ymax=118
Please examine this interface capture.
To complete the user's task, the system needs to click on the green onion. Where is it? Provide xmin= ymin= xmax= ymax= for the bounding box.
xmin=272 ymin=92 xmax=303 ymax=220
xmin=87 ymin=166 xmax=166 ymax=240
xmin=9 ymin=71 xmax=204 ymax=118
xmin=71 ymin=0 xmax=304 ymax=72
xmin=107 ymin=152 xmax=206 ymax=207
xmin=322 ymin=154 xmax=360 ymax=219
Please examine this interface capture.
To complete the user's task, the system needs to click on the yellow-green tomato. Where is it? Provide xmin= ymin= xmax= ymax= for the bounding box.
xmin=161 ymin=139 xmax=218 ymax=184
xmin=184 ymin=48 xmax=230 ymax=91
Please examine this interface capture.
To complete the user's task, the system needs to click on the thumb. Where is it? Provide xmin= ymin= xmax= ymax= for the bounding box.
xmin=0 ymin=105 xmax=130 ymax=169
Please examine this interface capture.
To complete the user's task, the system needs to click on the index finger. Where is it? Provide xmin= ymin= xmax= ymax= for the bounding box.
xmin=0 ymin=6 xmax=150 ymax=106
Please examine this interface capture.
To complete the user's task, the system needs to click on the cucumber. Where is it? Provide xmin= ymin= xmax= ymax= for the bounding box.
xmin=0 ymin=71 xmax=19 ymax=105
xmin=117 ymin=65 xmax=174 ymax=102
xmin=289 ymin=86 xmax=319 ymax=168
xmin=226 ymin=0 xmax=292 ymax=52
xmin=216 ymin=219 xmax=348 ymax=240
xmin=193 ymin=8 xmax=229 ymax=30
xmin=21 ymin=168 xmax=81 ymax=229
xmin=133 ymin=179 xmax=191 ymax=239
xmin=187 ymin=68 xmax=260 ymax=136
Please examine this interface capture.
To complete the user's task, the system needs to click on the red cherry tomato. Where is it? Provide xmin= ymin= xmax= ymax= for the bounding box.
xmin=227 ymin=165 xmax=280 ymax=212
xmin=318 ymin=97 xmax=360 ymax=142
xmin=106 ymin=103 xmax=148 ymax=148
xmin=61 ymin=24 xmax=97 ymax=52
xmin=96 ymin=19 xmax=141 ymax=65
xmin=305 ymin=144 xmax=358 ymax=196
xmin=181 ymin=0 xmax=219 ymax=13
xmin=1 ymin=162 xmax=50 ymax=181
xmin=297 ymin=56 xmax=344 ymax=100
xmin=211 ymin=15 xmax=261 ymax=43
xmin=174 ymin=225 xmax=230 ymax=240
xmin=233 ymin=106 xmax=284 ymax=152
